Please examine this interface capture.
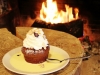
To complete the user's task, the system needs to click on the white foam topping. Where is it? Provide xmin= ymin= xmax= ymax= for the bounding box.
xmin=23 ymin=28 xmax=49 ymax=50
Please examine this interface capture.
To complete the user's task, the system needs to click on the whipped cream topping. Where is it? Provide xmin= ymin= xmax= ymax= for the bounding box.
xmin=23 ymin=28 xmax=49 ymax=50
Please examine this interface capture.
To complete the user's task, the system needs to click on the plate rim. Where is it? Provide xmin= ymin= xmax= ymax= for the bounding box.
xmin=2 ymin=45 xmax=69 ymax=75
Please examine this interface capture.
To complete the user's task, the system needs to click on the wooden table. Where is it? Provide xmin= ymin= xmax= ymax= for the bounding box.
xmin=0 ymin=27 xmax=84 ymax=75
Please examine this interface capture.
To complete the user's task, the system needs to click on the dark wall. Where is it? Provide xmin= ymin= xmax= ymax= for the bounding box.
xmin=68 ymin=0 xmax=100 ymax=19
xmin=18 ymin=0 xmax=37 ymax=19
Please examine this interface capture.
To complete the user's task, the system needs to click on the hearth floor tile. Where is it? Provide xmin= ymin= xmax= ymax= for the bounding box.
xmin=80 ymin=55 xmax=100 ymax=75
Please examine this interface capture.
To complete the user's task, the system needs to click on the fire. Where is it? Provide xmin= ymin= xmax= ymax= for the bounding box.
xmin=40 ymin=0 xmax=79 ymax=24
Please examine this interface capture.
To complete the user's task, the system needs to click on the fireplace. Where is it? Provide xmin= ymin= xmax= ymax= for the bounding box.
xmin=19 ymin=0 xmax=100 ymax=41
xmin=0 ymin=0 xmax=100 ymax=41
xmin=18 ymin=0 xmax=83 ymax=38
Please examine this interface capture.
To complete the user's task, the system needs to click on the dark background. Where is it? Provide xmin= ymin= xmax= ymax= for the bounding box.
xmin=1 ymin=0 xmax=100 ymax=29
xmin=65 ymin=0 xmax=100 ymax=23
xmin=0 ymin=0 xmax=100 ymax=35
xmin=7 ymin=0 xmax=100 ymax=20
xmin=17 ymin=0 xmax=100 ymax=27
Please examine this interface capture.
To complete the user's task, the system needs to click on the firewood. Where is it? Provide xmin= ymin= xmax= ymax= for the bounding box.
xmin=32 ymin=19 xmax=83 ymax=37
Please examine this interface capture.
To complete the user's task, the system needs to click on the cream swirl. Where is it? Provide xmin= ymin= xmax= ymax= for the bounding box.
xmin=23 ymin=28 xmax=49 ymax=50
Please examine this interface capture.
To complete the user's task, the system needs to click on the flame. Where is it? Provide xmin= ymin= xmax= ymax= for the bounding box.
xmin=40 ymin=0 xmax=79 ymax=24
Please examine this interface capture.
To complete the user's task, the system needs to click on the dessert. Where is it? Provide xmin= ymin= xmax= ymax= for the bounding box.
xmin=21 ymin=28 xmax=50 ymax=64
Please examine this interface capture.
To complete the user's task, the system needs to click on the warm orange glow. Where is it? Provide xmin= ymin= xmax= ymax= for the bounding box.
xmin=40 ymin=0 xmax=79 ymax=24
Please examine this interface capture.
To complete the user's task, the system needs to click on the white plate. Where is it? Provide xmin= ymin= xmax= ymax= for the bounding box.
xmin=2 ymin=45 xmax=69 ymax=75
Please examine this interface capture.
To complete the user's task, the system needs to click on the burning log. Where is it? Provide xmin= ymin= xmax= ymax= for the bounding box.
xmin=32 ymin=0 xmax=83 ymax=37
xmin=32 ymin=19 xmax=83 ymax=38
